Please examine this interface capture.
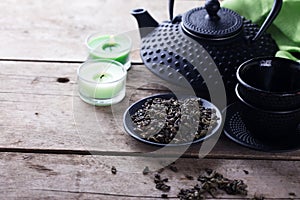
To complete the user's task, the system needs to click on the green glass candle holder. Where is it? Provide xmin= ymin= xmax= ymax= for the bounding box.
xmin=86 ymin=33 xmax=132 ymax=70
xmin=77 ymin=59 xmax=127 ymax=106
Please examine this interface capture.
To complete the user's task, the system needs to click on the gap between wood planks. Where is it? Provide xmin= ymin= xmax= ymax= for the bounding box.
xmin=6 ymin=187 xmax=288 ymax=199
xmin=32 ymin=189 xmax=168 ymax=199
xmin=0 ymin=58 xmax=145 ymax=65
xmin=1 ymin=147 xmax=300 ymax=162
xmin=28 ymin=189 xmax=290 ymax=199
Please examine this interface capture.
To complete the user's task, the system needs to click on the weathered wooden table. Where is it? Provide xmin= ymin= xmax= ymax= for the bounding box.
xmin=1 ymin=0 xmax=299 ymax=199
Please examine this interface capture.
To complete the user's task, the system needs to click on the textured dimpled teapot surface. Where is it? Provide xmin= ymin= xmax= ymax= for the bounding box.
xmin=140 ymin=18 xmax=278 ymax=96
xmin=141 ymin=23 xmax=213 ymax=91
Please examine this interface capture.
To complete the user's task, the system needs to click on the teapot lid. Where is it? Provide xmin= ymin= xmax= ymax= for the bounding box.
xmin=182 ymin=0 xmax=243 ymax=39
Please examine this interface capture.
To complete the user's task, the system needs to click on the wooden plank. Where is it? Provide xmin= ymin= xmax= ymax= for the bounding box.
xmin=0 ymin=152 xmax=299 ymax=199
xmin=0 ymin=60 xmax=168 ymax=96
xmin=0 ymin=0 xmax=204 ymax=62
xmin=1 ymin=60 xmax=300 ymax=160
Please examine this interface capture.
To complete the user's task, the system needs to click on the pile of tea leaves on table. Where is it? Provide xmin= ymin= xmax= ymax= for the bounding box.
xmin=143 ymin=163 xmax=248 ymax=200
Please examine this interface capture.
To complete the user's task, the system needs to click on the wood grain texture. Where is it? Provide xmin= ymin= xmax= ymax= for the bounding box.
xmin=0 ymin=0 xmax=204 ymax=62
xmin=0 ymin=152 xmax=299 ymax=199
xmin=1 ymin=61 xmax=300 ymax=160
xmin=1 ymin=0 xmax=298 ymax=199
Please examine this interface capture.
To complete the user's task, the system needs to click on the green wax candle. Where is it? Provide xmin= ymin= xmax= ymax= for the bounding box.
xmin=77 ymin=60 xmax=127 ymax=106
xmin=87 ymin=35 xmax=131 ymax=68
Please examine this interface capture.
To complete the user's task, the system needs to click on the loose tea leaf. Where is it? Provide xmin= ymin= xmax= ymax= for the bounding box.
xmin=185 ymin=174 xmax=194 ymax=180
xmin=169 ymin=165 xmax=178 ymax=173
xmin=131 ymin=97 xmax=219 ymax=144
xmin=178 ymin=186 xmax=205 ymax=200
xmin=111 ymin=166 xmax=117 ymax=174
xmin=157 ymin=168 xmax=165 ymax=174
xmin=252 ymin=193 xmax=265 ymax=200
xmin=154 ymin=173 xmax=171 ymax=192
xmin=143 ymin=166 xmax=150 ymax=175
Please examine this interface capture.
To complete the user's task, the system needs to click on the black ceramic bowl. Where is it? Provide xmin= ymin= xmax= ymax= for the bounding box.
xmin=123 ymin=93 xmax=222 ymax=146
xmin=236 ymin=57 xmax=300 ymax=111
xmin=236 ymin=85 xmax=300 ymax=141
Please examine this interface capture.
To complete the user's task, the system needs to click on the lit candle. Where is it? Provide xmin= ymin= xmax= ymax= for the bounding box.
xmin=77 ymin=59 xmax=127 ymax=106
xmin=86 ymin=34 xmax=132 ymax=70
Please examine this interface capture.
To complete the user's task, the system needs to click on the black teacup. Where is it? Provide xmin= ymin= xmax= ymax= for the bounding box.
xmin=236 ymin=85 xmax=300 ymax=141
xmin=236 ymin=57 xmax=300 ymax=111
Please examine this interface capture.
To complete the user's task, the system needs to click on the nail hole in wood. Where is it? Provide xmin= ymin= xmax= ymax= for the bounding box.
xmin=57 ymin=77 xmax=70 ymax=83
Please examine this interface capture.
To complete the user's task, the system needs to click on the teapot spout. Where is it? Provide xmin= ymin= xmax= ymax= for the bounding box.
xmin=131 ymin=8 xmax=159 ymax=38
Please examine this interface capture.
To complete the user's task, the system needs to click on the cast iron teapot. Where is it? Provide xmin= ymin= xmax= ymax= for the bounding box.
xmin=131 ymin=0 xmax=282 ymax=97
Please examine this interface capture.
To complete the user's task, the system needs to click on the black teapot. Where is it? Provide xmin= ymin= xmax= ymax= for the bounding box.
xmin=131 ymin=0 xmax=282 ymax=98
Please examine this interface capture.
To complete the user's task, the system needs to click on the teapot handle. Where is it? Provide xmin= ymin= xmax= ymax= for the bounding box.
xmin=252 ymin=0 xmax=282 ymax=41
xmin=169 ymin=0 xmax=175 ymax=21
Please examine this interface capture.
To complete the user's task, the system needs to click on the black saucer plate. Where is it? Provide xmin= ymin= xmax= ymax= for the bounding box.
xmin=123 ymin=93 xmax=222 ymax=147
xmin=224 ymin=103 xmax=300 ymax=152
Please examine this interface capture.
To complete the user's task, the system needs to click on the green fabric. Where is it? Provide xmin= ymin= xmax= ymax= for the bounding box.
xmin=221 ymin=0 xmax=300 ymax=61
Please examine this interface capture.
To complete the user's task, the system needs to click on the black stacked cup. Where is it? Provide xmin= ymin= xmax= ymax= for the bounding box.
xmin=236 ymin=57 xmax=300 ymax=141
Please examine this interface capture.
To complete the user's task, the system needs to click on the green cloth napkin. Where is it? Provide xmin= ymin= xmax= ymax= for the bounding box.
xmin=221 ymin=0 xmax=300 ymax=62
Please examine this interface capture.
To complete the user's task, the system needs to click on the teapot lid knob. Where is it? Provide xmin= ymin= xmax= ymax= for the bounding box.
xmin=182 ymin=0 xmax=243 ymax=39
xmin=205 ymin=0 xmax=220 ymax=21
